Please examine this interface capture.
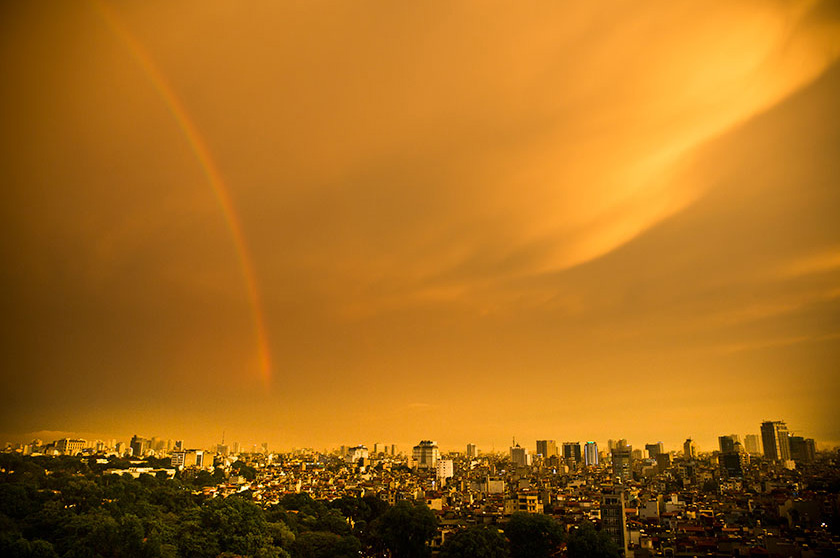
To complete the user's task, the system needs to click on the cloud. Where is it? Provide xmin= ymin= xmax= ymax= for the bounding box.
xmin=2 ymin=1 xmax=839 ymax=449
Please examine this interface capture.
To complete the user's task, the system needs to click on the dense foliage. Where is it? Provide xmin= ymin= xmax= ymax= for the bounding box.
xmin=566 ymin=521 xmax=621 ymax=558
xmin=0 ymin=454 xmax=442 ymax=558
xmin=504 ymin=512 xmax=566 ymax=558
xmin=439 ymin=524 xmax=509 ymax=558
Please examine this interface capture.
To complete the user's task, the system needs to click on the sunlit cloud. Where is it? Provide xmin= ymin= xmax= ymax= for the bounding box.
xmin=1 ymin=0 xmax=839 ymax=450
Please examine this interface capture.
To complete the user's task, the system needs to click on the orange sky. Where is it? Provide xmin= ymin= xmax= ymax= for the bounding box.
xmin=1 ymin=1 xmax=839 ymax=453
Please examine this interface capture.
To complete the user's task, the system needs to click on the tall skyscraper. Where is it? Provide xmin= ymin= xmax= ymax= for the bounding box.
xmin=584 ymin=441 xmax=599 ymax=466
xmin=788 ymin=436 xmax=816 ymax=463
xmin=466 ymin=443 xmax=477 ymax=459
xmin=645 ymin=442 xmax=664 ymax=458
xmin=719 ymin=435 xmax=737 ymax=453
xmin=744 ymin=434 xmax=761 ymax=455
xmin=536 ymin=440 xmax=557 ymax=458
xmin=760 ymin=421 xmax=790 ymax=462
xmin=683 ymin=438 xmax=697 ymax=459
xmin=413 ymin=440 xmax=440 ymax=469
xmin=510 ymin=444 xmax=531 ymax=468
xmin=611 ymin=447 xmax=632 ymax=482
xmin=719 ymin=451 xmax=748 ymax=479
xmin=563 ymin=442 xmax=582 ymax=463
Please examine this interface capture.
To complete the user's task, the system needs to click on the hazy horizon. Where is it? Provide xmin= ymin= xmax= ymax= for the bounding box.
xmin=3 ymin=421 xmax=834 ymax=457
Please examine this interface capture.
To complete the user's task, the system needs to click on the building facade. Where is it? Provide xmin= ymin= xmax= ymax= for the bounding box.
xmin=601 ymin=488 xmax=628 ymax=556
xmin=510 ymin=444 xmax=531 ymax=468
xmin=413 ymin=440 xmax=440 ymax=469
xmin=611 ymin=447 xmax=632 ymax=482
xmin=761 ymin=421 xmax=791 ymax=462
xmin=536 ymin=439 xmax=557 ymax=458
xmin=584 ymin=441 xmax=599 ymax=466
xmin=645 ymin=442 xmax=664 ymax=458
xmin=683 ymin=438 xmax=697 ymax=459
xmin=563 ymin=442 xmax=582 ymax=463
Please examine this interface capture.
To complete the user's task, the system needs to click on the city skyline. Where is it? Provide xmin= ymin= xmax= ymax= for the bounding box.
xmin=3 ymin=417 xmax=824 ymax=457
xmin=2 ymin=3 xmax=839 ymax=452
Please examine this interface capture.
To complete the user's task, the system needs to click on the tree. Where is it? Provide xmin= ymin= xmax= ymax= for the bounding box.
xmin=268 ymin=520 xmax=295 ymax=550
xmin=504 ymin=513 xmax=564 ymax=558
xmin=232 ymin=460 xmax=258 ymax=481
xmin=439 ymin=525 xmax=509 ymax=558
xmin=28 ymin=539 xmax=60 ymax=558
xmin=566 ymin=521 xmax=620 ymax=558
xmin=177 ymin=495 xmax=281 ymax=558
xmin=374 ymin=500 xmax=437 ymax=558
xmin=291 ymin=531 xmax=361 ymax=558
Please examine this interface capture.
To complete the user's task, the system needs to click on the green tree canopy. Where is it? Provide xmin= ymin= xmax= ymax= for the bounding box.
xmin=291 ymin=531 xmax=361 ymax=558
xmin=504 ymin=513 xmax=564 ymax=558
xmin=566 ymin=521 xmax=621 ymax=558
xmin=374 ymin=500 xmax=437 ymax=558
xmin=439 ymin=524 xmax=509 ymax=558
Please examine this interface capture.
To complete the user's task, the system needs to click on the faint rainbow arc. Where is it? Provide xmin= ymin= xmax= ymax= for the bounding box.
xmin=93 ymin=1 xmax=272 ymax=385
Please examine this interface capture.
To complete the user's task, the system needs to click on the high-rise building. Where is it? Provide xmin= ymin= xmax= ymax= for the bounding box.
xmin=584 ymin=441 xmax=599 ymax=466
xmin=645 ymin=442 xmax=664 ymax=458
xmin=744 ymin=434 xmax=761 ymax=455
xmin=719 ymin=451 xmax=748 ymax=479
xmin=611 ymin=447 xmax=632 ymax=482
xmin=656 ymin=453 xmax=671 ymax=473
xmin=413 ymin=440 xmax=440 ymax=469
xmin=536 ymin=440 xmax=557 ymax=458
xmin=563 ymin=442 xmax=582 ymax=463
xmin=719 ymin=435 xmax=738 ymax=453
xmin=510 ymin=444 xmax=531 ymax=468
xmin=788 ymin=436 xmax=816 ymax=463
xmin=601 ymin=488 xmax=628 ymax=556
xmin=760 ymin=421 xmax=790 ymax=462
xmin=466 ymin=443 xmax=477 ymax=459
xmin=683 ymin=438 xmax=697 ymax=459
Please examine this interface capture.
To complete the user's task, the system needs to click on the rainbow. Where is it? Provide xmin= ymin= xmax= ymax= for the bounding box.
xmin=92 ymin=1 xmax=272 ymax=385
